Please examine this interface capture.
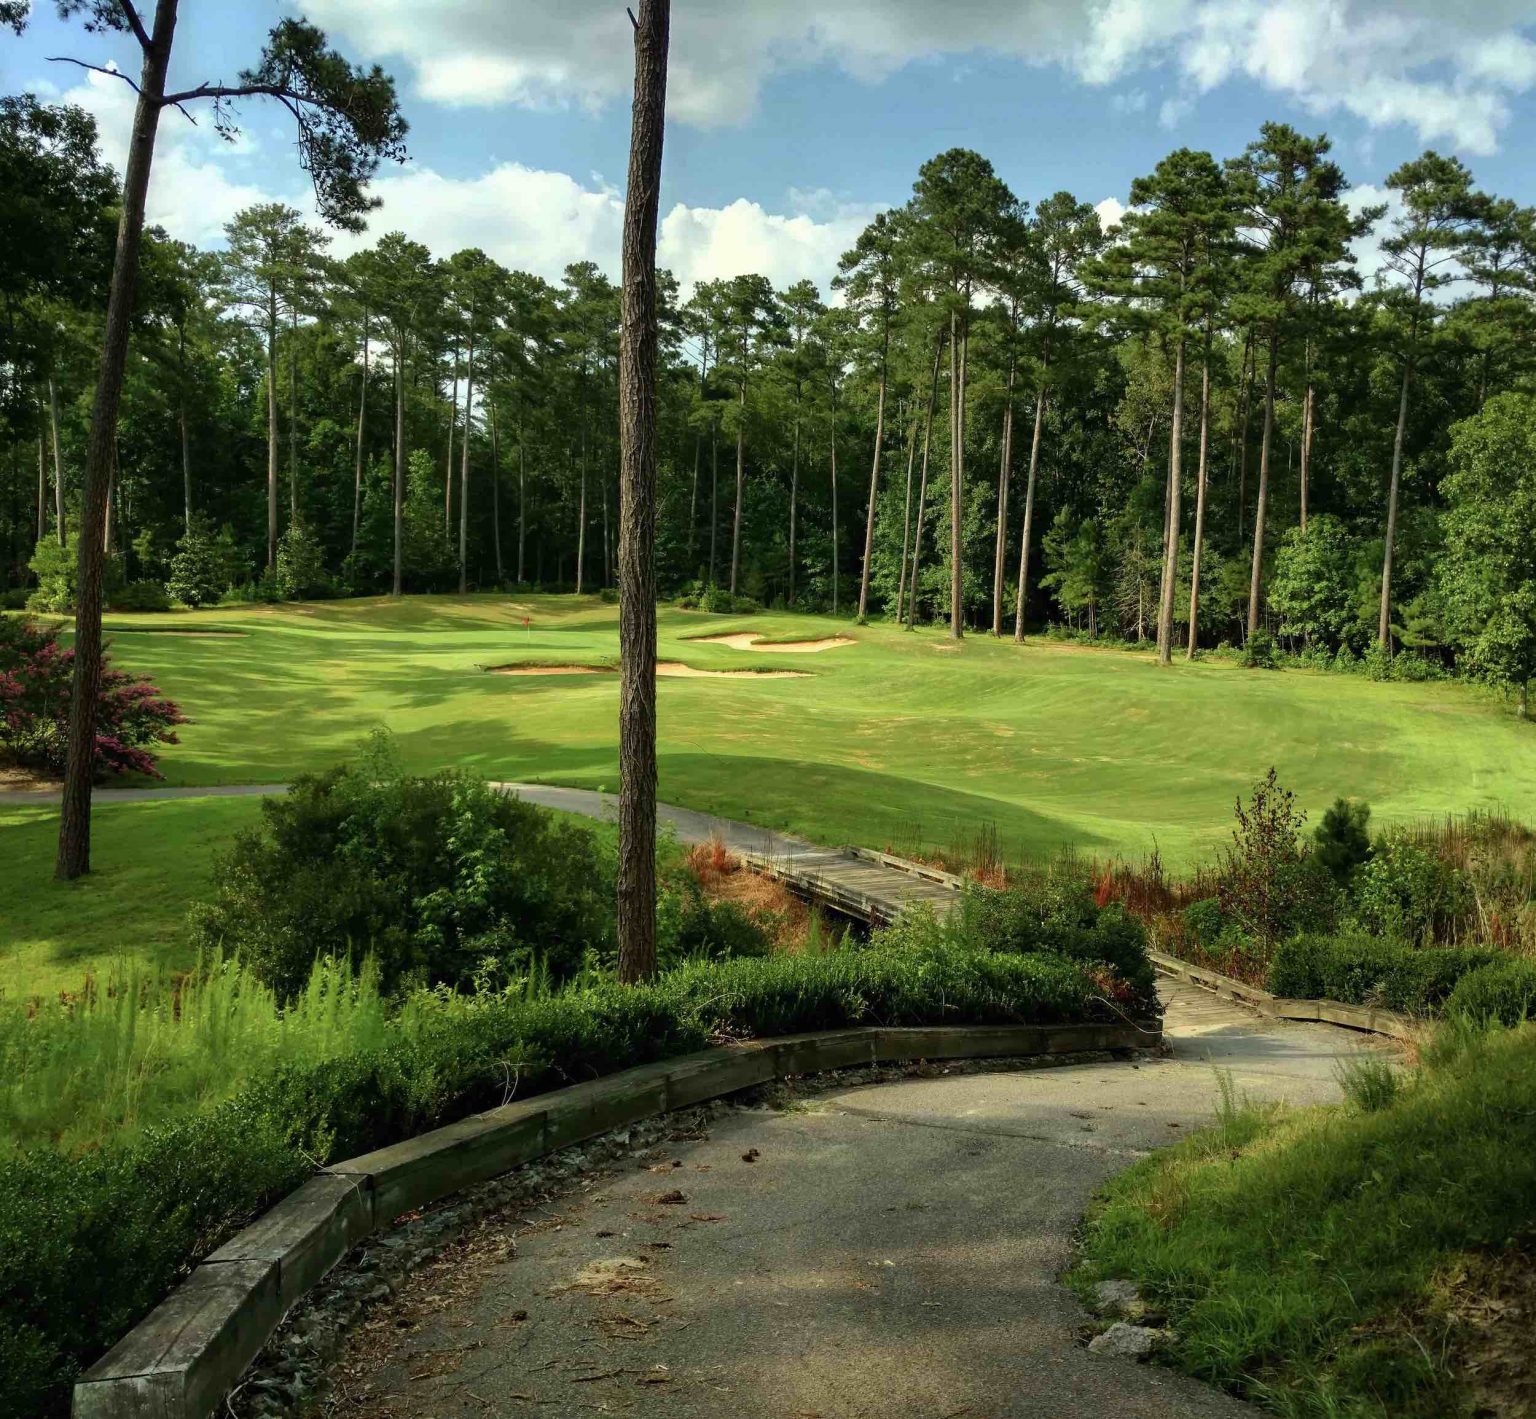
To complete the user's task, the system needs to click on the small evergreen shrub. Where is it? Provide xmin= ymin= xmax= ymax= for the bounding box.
xmin=165 ymin=518 xmax=224 ymax=608
xmin=1241 ymin=627 xmax=1277 ymax=669
xmin=1352 ymin=836 xmax=1471 ymax=944
xmin=1267 ymin=934 xmax=1500 ymax=1014
xmin=108 ymin=580 xmax=171 ymax=613
xmin=1314 ymin=798 xmax=1373 ymax=884
xmin=275 ymin=522 xmax=329 ymax=601
xmin=1445 ymin=959 xmax=1536 ymax=1026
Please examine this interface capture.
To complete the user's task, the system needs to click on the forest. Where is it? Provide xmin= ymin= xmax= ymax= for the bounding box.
xmin=3 ymin=95 xmax=1535 ymax=699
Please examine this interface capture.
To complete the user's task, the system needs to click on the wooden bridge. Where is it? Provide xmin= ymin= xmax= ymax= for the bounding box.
xmin=738 ymin=844 xmax=966 ymax=926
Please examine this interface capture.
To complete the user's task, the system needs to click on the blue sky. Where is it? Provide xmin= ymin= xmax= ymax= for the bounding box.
xmin=5 ymin=1 xmax=1536 ymax=292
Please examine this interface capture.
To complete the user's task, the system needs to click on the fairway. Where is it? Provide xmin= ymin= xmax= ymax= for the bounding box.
xmin=47 ymin=594 xmax=1536 ymax=852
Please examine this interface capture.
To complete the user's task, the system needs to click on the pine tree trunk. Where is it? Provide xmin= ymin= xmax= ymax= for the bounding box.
xmin=1013 ymin=381 xmax=1049 ymax=642
xmin=1246 ymin=330 xmax=1279 ymax=639
xmin=57 ymin=0 xmax=178 ymax=881
xmin=288 ymin=304 xmax=299 ymax=521
xmin=616 ymin=0 xmax=669 ymax=985
xmin=444 ymin=344 xmax=459 ymax=535
xmin=351 ymin=317 xmax=368 ymax=555
xmin=857 ymin=352 xmax=888 ymax=622
xmin=1236 ymin=331 xmax=1254 ymax=533
xmin=36 ymin=428 xmax=46 ymax=545
xmin=576 ymin=428 xmax=588 ymax=596
xmin=788 ymin=398 xmax=800 ymax=605
xmin=266 ymin=309 xmax=278 ymax=568
xmin=458 ymin=321 xmax=475 ymax=593
xmin=179 ymin=326 xmax=192 ymax=534
xmin=730 ymin=383 xmax=745 ymax=595
xmin=1186 ymin=335 xmax=1212 ymax=660
xmin=48 ymin=375 xmax=67 ymax=546
xmin=708 ymin=425 xmax=718 ymax=584
xmin=490 ymin=396 xmax=503 ymax=583
xmin=990 ymin=358 xmax=1015 ymax=636
xmin=895 ymin=409 xmax=919 ymax=626
xmin=1156 ymin=335 xmax=1187 ymax=665
xmin=517 ymin=419 xmax=527 ymax=584
xmin=948 ymin=308 xmax=964 ymax=639
xmin=909 ymin=332 xmax=944 ymax=630
xmin=688 ymin=432 xmax=701 ymax=564
xmin=1299 ymin=343 xmax=1314 ymax=531
xmin=830 ymin=386 xmax=840 ymax=616
xmin=391 ymin=331 xmax=405 ymax=596
xmin=1379 ymin=362 xmax=1412 ymax=651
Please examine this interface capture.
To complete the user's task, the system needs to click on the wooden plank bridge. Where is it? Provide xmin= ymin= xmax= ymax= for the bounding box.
xmin=738 ymin=844 xmax=966 ymax=926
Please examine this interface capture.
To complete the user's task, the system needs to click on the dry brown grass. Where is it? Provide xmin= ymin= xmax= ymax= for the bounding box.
xmin=683 ymin=838 xmax=816 ymax=952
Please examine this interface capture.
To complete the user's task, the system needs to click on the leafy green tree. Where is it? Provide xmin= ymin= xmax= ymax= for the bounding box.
xmin=1371 ymin=152 xmax=1480 ymax=651
xmin=1041 ymin=507 xmax=1111 ymax=636
xmin=1269 ymin=514 xmax=1357 ymax=650
xmin=1440 ymin=392 xmax=1536 ymax=717
xmin=165 ymin=515 xmax=223 ymax=607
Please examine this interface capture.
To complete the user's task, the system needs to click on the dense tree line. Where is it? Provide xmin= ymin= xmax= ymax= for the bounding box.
xmin=3 ymin=99 xmax=1534 ymax=698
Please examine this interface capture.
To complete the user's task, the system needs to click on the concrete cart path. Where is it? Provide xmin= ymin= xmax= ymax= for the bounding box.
xmin=1 ymin=780 xmax=962 ymax=922
xmin=316 ymin=980 xmax=1386 ymax=1419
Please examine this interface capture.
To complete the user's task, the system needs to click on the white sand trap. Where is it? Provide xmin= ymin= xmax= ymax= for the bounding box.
xmin=689 ymin=632 xmax=855 ymax=653
xmin=657 ymin=661 xmax=806 ymax=679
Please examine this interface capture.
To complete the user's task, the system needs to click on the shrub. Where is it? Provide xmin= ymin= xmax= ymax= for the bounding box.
xmin=1445 ymin=959 xmax=1536 ymax=1026
xmin=165 ymin=518 xmax=224 ymax=608
xmin=1267 ymin=934 xmax=1500 ymax=1014
xmin=26 ymin=536 xmax=124 ymax=613
xmin=1217 ymin=768 xmax=1330 ymax=950
xmin=107 ymin=580 xmax=170 ymax=613
xmin=190 ymin=740 xmax=618 ymax=996
xmin=1313 ymin=798 xmax=1373 ymax=884
xmin=658 ymin=880 xmax=772 ymax=967
xmin=1 ymin=936 xmax=1105 ymax=1417
xmin=1352 ymin=835 xmax=1471 ymax=944
xmin=956 ymin=875 xmax=1156 ymax=1008
xmin=1241 ymin=626 xmax=1277 ymax=668
xmin=699 ymin=584 xmax=734 ymax=613
xmin=275 ymin=522 xmax=329 ymax=601
xmin=0 ymin=617 xmax=186 ymax=779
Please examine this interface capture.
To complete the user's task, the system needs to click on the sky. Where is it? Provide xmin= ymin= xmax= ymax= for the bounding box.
xmin=4 ymin=0 xmax=1536 ymax=295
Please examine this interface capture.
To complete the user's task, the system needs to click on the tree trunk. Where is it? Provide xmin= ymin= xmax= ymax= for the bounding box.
xmin=730 ymin=383 xmax=745 ymax=595
xmin=351 ymin=312 xmax=368 ymax=555
xmin=708 ymin=425 xmax=718 ymax=585
xmin=895 ymin=409 xmax=919 ymax=626
xmin=179 ymin=325 xmax=192 ymax=534
xmin=458 ymin=320 xmax=476 ymax=593
xmin=490 ymin=396 xmax=503 ymax=583
xmin=830 ymin=387 xmax=840 ymax=616
xmin=1013 ymin=380 xmax=1049 ymax=642
xmin=57 ymin=0 xmax=178 ymax=881
xmin=391 ymin=331 xmax=405 ymax=596
xmin=909 ymin=332 xmax=944 ymax=630
xmin=616 ymin=0 xmax=669 ymax=986
xmin=688 ymin=431 xmax=701 ymax=563
xmin=266 ymin=307 xmax=278 ymax=568
xmin=602 ymin=476 xmax=612 ymax=587
xmin=576 ymin=427 xmax=588 ymax=595
xmin=1186 ymin=332 xmax=1212 ymax=660
xmin=1246 ymin=329 xmax=1279 ymax=639
xmin=36 ymin=428 xmax=46 ymax=545
xmin=788 ymin=397 xmax=800 ymax=605
xmin=857 ymin=350 xmax=888 ymax=622
xmin=948 ymin=308 xmax=964 ymax=639
xmin=1156 ymin=335 xmax=1187 ymax=665
xmin=990 ymin=357 xmax=1016 ymax=636
xmin=517 ymin=418 xmax=527 ymax=584
xmin=1378 ymin=362 xmax=1412 ymax=651
xmin=1234 ymin=328 xmax=1254 ymax=531
xmin=48 ymin=375 xmax=67 ymax=546
xmin=288 ymin=303 xmax=299 ymax=521
xmin=444 ymin=343 xmax=459 ymax=535
xmin=1299 ymin=344 xmax=1314 ymax=531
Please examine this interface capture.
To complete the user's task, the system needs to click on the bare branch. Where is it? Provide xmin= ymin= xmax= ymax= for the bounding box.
xmin=46 ymin=56 xmax=143 ymax=95
xmin=115 ymin=0 xmax=152 ymax=51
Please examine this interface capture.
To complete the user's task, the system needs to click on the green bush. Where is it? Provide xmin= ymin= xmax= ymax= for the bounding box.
xmin=1351 ymin=836 xmax=1470 ymax=944
xmin=190 ymin=742 xmax=617 ymax=996
xmin=1181 ymin=897 xmax=1227 ymax=948
xmin=274 ymin=522 xmax=329 ymax=601
xmin=658 ymin=881 xmax=772 ymax=967
xmin=107 ymin=580 xmax=171 ymax=612
xmin=1313 ymin=798 xmax=1372 ymax=884
xmin=1445 ymin=959 xmax=1536 ymax=1026
xmin=165 ymin=518 xmax=225 ymax=608
xmin=26 ymin=537 xmax=124 ymax=612
xmin=1267 ymin=934 xmax=1501 ymax=1014
xmin=1 ymin=937 xmax=1104 ymax=1417
xmin=1241 ymin=626 xmax=1277 ymax=668
xmin=956 ymin=876 xmax=1156 ymax=1007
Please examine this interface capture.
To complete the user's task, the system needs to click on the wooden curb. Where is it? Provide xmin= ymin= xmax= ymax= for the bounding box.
xmin=73 ymin=1020 xmax=1154 ymax=1419
xmin=1149 ymin=949 xmax=1419 ymax=1042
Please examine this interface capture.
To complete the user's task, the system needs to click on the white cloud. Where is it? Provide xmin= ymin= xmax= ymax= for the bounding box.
xmin=1094 ymin=196 xmax=1128 ymax=231
xmin=302 ymin=0 xmax=1536 ymax=151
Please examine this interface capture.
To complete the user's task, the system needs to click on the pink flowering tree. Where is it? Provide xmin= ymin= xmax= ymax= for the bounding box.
xmin=0 ymin=618 xmax=186 ymax=779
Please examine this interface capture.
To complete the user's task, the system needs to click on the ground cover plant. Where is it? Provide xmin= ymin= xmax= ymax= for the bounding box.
xmin=1071 ymin=1019 xmax=1536 ymax=1419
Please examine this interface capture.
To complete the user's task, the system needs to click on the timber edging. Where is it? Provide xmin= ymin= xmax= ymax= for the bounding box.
xmin=72 ymin=1019 xmax=1155 ymax=1419
xmin=1148 ymin=949 xmax=1419 ymax=1042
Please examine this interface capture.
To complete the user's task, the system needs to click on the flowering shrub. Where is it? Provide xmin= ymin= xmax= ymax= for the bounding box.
xmin=0 ymin=617 xmax=186 ymax=779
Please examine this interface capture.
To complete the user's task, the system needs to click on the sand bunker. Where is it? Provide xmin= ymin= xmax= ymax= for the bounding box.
xmin=688 ymin=632 xmax=855 ymax=653
xmin=487 ymin=662 xmax=806 ymax=680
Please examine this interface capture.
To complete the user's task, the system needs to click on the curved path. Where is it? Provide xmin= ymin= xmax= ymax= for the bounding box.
xmin=311 ymin=982 xmax=1381 ymax=1419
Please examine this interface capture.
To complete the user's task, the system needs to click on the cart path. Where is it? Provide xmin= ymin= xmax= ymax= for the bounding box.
xmin=0 ymin=780 xmax=962 ymax=922
xmin=312 ymin=978 xmax=1382 ymax=1419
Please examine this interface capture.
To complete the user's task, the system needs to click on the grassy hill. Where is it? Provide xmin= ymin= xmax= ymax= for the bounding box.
xmin=4 ymin=592 xmax=1535 ymax=990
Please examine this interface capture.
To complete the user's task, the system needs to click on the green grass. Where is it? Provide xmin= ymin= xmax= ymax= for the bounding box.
xmin=0 ymin=798 xmax=263 ymax=995
xmin=7 ymin=592 xmax=1535 ymax=990
xmin=1071 ymin=1022 xmax=1536 ymax=1418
